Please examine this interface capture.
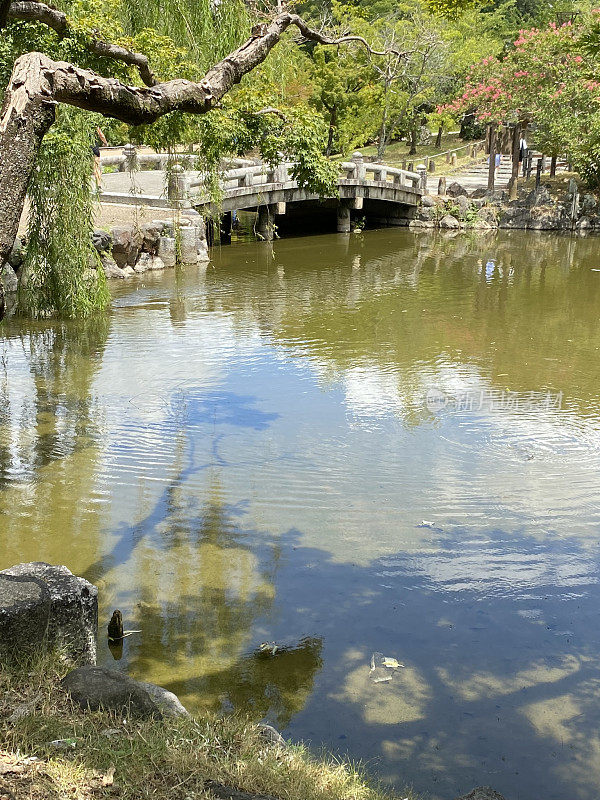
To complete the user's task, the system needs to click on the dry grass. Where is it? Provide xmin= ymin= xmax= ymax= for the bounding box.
xmin=0 ymin=653 xmax=418 ymax=800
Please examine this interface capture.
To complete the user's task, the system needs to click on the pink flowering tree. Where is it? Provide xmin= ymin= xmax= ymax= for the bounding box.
xmin=441 ymin=13 xmax=600 ymax=188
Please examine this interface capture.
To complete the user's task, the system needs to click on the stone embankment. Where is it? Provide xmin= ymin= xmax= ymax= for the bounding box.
xmin=413 ymin=179 xmax=600 ymax=233
xmin=0 ymin=214 xmax=209 ymax=297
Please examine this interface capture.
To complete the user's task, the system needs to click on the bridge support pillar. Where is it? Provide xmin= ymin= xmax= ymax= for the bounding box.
xmin=257 ymin=205 xmax=275 ymax=241
xmin=337 ymin=202 xmax=351 ymax=233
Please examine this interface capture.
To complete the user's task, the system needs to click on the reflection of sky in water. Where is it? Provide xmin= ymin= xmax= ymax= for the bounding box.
xmin=1 ymin=230 xmax=600 ymax=800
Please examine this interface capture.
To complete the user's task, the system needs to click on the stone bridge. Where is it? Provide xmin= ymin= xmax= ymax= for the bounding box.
xmin=100 ymin=148 xmax=425 ymax=240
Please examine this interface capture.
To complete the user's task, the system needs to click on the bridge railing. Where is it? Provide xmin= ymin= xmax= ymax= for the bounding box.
xmin=340 ymin=155 xmax=421 ymax=189
xmin=100 ymin=144 xmax=256 ymax=173
xmin=165 ymin=151 xmax=423 ymax=206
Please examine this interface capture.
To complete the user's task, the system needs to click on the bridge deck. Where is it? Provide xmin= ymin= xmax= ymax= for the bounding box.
xmin=98 ymin=153 xmax=423 ymax=237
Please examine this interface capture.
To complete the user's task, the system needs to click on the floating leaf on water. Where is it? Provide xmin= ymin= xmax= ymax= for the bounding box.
xmin=381 ymin=657 xmax=403 ymax=669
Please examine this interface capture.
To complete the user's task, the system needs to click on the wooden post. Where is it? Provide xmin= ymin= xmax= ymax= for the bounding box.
xmin=488 ymin=123 xmax=497 ymax=191
xmin=509 ymin=123 xmax=520 ymax=201
xmin=526 ymin=153 xmax=533 ymax=179
xmin=535 ymin=158 xmax=542 ymax=190
xmin=451 ymin=152 xmax=458 ymax=167
xmin=438 ymin=176 xmax=447 ymax=196
xmin=428 ymin=159 xmax=436 ymax=173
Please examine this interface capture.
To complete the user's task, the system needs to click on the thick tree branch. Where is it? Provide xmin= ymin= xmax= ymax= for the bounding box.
xmin=289 ymin=17 xmax=408 ymax=58
xmin=0 ymin=11 xmax=404 ymax=317
xmin=6 ymin=1 xmax=157 ymax=85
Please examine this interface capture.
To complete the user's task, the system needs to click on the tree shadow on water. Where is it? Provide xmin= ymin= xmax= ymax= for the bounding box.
xmin=267 ymin=528 xmax=600 ymax=800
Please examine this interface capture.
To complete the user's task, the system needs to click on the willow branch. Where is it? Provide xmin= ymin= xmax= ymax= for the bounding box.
xmin=6 ymin=1 xmax=157 ymax=85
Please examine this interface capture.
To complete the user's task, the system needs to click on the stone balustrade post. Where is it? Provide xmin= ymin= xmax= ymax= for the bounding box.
xmin=417 ymin=164 xmax=427 ymax=193
xmin=352 ymin=152 xmax=366 ymax=181
xmin=168 ymin=164 xmax=190 ymax=208
xmin=121 ymin=143 xmax=137 ymax=173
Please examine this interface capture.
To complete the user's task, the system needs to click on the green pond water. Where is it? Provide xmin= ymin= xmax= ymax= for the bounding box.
xmin=2 ymin=228 xmax=600 ymax=800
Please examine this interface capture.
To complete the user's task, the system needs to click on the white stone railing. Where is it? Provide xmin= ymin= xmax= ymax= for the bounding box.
xmin=101 ymin=146 xmax=424 ymax=206
xmin=100 ymin=144 xmax=256 ymax=173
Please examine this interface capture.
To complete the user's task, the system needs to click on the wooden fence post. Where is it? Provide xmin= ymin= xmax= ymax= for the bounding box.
xmin=535 ymin=158 xmax=542 ymax=190
xmin=488 ymin=123 xmax=497 ymax=191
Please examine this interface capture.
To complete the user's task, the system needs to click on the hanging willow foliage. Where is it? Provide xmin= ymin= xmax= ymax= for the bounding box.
xmin=117 ymin=0 xmax=250 ymax=71
xmin=21 ymin=110 xmax=110 ymax=319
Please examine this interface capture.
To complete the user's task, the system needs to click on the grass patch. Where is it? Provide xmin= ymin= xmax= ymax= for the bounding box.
xmin=0 ymin=653 xmax=419 ymax=800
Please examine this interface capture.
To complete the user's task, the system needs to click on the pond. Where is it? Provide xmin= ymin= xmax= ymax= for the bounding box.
xmin=2 ymin=228 xmax=600 ymax=800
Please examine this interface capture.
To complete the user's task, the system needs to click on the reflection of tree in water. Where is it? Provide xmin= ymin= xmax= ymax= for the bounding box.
xmin=0 ymin=315 xmax=110 ymax=569
xmin=208 ymin=231 xmax=600 ymax=422
xmin=116 ymin=467 xmax=323 ymax=728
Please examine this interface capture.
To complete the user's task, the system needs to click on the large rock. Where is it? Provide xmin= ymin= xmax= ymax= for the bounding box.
xmin=0 ymin=574 xmax=51 ymax=662
xmin=92 ymin=230 xmax=112 ymax=254
xmin=498 ymin=206 xmax=530 ymax=229
xmin=101 ymin=255 xmax=126 ymax=279
xmin=439 ymin=214 xmax=461 ymax=229
xmin=453 ymin=788 xmax=508 ymax=800
xmin=447 ymin=181 xmax=468 ymax=198
xmin=0 ymin=563 xmax=97 ymax=665
xmin=179 ymin=226 xmax=199 ymax=264
xmin=524 ymin=186 xmax=552 ymax=208
xmin=62 ymin=666 xmax=189 ymax=718
xmin=141 ymin=223 xmax=161 ymax=255
xmin=147 ymin=256 xmax=165 ymax=271
xmin=111 ymin=226 xmax=143 ymax=268
xmin=158 ymin=236 xmax=177 ymax=267
xmin=421 ymin=194 xmax=436 ymax=208
xmin=477 ymin=206 xmax=498 ymax=226
xmin=137 ymin=681 xmax=189 ymax=717
xmin=453 ymin=195 xmax=471 ymax=217
xmin=133 ymin=253 xmax=150 ymax=273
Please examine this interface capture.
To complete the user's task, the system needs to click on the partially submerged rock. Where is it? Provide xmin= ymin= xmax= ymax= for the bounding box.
xmin=439 ymin=214 xmax=461 ymax=229
xmin=0 ymin=563 xmax=98 ymax=665
xmin=257 ymin=723 xmax=286 ymax=747
xmin=62 ymin=666 xmax=189 ymax=719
